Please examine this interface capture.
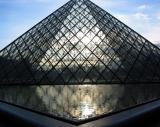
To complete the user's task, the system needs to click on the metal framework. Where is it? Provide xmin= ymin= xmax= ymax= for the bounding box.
xmin=0 ymin=0 xmax=160 ymax=85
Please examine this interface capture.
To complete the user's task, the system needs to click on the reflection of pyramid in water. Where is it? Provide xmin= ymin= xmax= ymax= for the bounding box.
xmin=0 ymin=0 xmax=160 ymax=85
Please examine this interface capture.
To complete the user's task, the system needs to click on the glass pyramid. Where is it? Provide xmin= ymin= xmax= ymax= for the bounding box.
xmin=0 ymin=0 xmax=160 ymax=85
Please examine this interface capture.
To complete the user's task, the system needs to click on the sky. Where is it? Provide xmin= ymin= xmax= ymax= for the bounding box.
xmin=0 ymin=0 xmax=160 ymax=50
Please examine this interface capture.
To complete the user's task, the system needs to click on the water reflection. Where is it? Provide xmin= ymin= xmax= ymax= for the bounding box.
xmin=0 ymin=85 xmax=160 ymax=121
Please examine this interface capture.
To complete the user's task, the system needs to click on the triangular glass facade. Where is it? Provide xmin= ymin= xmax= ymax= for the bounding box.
xmin=0 ymin=0 xmax=160 ymax=85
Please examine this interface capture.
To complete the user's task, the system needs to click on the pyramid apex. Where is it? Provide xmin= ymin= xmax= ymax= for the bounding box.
xmin=73 ymin=0 xmax=87 ymax=2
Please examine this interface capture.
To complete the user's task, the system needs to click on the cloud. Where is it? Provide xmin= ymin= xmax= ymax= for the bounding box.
xmin=91 ymin=0 xmax=127 ymax=9
xmin=133 ymin=12 xmax=150 ymax=21
xmin=144 ymin=25 xmax=160 ymax=44
xmin=156 ymin=13 xmax=160 ymax=20
xmin=112 ymin=12 xmax=160 ymax=44
xmin=137 ymin=5 xmax=150 ymax=10
xmin=113 ymin=12 xmax=150 ymax=26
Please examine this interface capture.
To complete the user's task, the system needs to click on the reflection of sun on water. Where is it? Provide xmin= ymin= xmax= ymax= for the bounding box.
xmin=81 ymin=102 xmax=95 ymax=119
xmin=71 ymin=85 xmax=116 ymax=120
xmin=78 ymin=85 xmax=96 ymax=119
xmin=36 ymin=85 xmax=124 ymax=120
xmin=72 ymin=102 xmax=95 ymax=120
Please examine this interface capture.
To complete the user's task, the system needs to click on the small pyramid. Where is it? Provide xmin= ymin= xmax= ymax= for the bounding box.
xmin=0 ymin=0 xmax=160 ymax=85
